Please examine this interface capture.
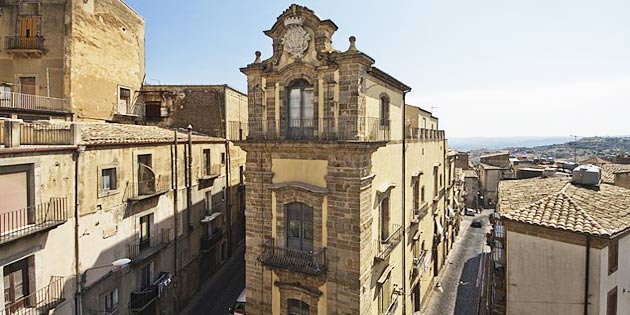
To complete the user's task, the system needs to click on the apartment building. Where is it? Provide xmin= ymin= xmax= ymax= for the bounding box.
xmin=0 ymin=0 xmax=145 ymax=121
xmin=237 ymin=5 xmax=451 ymax=314
xmin=484 ymin=176 xmax=630 ymax=315
xmin=0 ymin=119 xmax=238 ymax=315
xmin=479 ymin=152 xmax=513 ymax=208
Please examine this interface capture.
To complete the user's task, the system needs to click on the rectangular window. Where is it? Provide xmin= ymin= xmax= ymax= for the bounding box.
xmin=139 ymin=263 xmax=154 ymax=290
xmin=118 ymin=87 xmax=131 ymax=114
xmin=221 ymin=152 xmax=226 ymax=165
xmin=607 ymin=287 xmax=617 ymax=315
xmin=205 ymin=191 xmax=212 ymax=212
xmin=0 ymin=166 xmax=32 ymax=233
xmin=144 ymin=101 xmax=162 ymax=121
xmin=101 ymin=168 xmax=117 ymax=191
xmin=137 ymin=154 xmax=154 ymax=195
xmin=19 ymin=16 xmax=39 ymax=38
xmin=19 ymin=77 xmax=36 ymax=95
xmin=609 ymin=239 xmax=618 ymax=274
xmin=203 ymin=149 xmax=211 ymax=176
xmin=101 ymin=288 xmax=118 ymax=312
xmin=379 ymin=277 xmax=392 ymax=314
xmin=139 ymin=214 xmax=153 ymax=250
xmin=3 ymin=257 xmax=30 ymax=310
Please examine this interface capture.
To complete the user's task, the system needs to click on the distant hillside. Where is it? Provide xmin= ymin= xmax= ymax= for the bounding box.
xmin=449 ymin=137 xmax=574 ymax=151
xmin=463 ymin=136 xmax=630 ymax=163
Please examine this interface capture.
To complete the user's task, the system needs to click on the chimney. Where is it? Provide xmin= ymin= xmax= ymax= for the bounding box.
xmin=614 ymin=171 xmax=630 ymax=189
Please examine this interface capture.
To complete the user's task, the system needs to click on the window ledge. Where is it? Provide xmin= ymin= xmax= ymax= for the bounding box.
xmin=128 ymin=189 xmax=169 ymax=202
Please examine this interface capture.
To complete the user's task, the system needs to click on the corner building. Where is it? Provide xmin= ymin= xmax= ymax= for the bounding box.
xmin=238 ymin=5 xmax=449 ymax=315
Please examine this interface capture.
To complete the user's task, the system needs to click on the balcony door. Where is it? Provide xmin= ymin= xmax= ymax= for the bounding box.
xmin=286 ymin=203 xmax=313 ymax=252
xmin=3 ymin=257 xmax=30 ymax=313
xmin=287 ymin=80 xmax=314 ymax=139
xmin=0 ymin=166 xmax=31 ymax=234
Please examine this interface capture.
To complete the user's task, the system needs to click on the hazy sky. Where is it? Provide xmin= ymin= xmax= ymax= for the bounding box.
xmin=125 ymin=0 xmax=630 ymax=138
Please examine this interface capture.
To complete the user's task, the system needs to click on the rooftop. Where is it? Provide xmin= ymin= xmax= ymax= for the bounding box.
xmin=601 ymin=164 xmax=630 ymax=184
xmin=79 ymin=123 xmax=224 ymax=146
xmin=499 ymin=177 xmax=630 ymax=237
xmin=463 ymin=170 xmax=478 ymax=178
xmin=580 ymin=157 xmax=613 ymax=165
xmin=480 ymin=163 xmax=509 ymax=170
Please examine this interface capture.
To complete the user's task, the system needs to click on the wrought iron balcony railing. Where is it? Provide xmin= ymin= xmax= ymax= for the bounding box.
xmin=258 ymin=239 xmax=327 ymax=276
xmin=229 ymin=116 xmax=391 ymax=142
xmin=0 ymin=198 xmax=68 ymax=245
xmin=128 ymin=229 xmax=170 ymax=263
xmin=375 ymin=224 xmax=403 ymax=261
xmin=0 ymin=91 xmax=68 ymax=112
xmin=0 ymin=276 xmax=64 ymax=315
xmin=4 ymin=36 xmax=45 ymax=51
xmin=129 ymin=272 xmax=172 ymax=313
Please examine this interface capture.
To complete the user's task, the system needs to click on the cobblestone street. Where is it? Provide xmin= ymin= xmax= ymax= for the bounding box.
xmin=423 ymin=210 xmax=491 ymax=315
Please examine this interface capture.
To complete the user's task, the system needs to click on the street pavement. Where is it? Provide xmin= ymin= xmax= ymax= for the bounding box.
xmin=423 ymin=210 xmax=491 ymax=315
xmin=181 ymin=245 xmax=245 ymax=315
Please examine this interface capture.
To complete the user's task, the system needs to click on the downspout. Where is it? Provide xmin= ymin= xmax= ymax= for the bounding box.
xmin=224 ymin=139 xmax=232 ymax=257
xmin=172 ymin=130 xmax=180 ymax=311
xmin=73 ymin=146 xmax=84 ymax=315
xmin=584 ymin=235 xmax=591 ymax=315
xmin=401 ymin=88 xmax=410 ymax=314
xmin=186 ymin=125 xmax=193 ymax=232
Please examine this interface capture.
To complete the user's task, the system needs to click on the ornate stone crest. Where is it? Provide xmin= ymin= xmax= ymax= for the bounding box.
xmin=282 ymin=17 xmax=311 ymax=59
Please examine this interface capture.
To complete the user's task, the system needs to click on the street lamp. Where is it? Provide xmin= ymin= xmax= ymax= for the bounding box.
xmin=81 ymin=258 xmax=131 ymax=285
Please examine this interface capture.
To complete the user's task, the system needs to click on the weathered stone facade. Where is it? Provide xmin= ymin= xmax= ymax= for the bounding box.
xmin=0 ymin=0 xmax=145 ymax=122
xmin=239 ymin=5 xmax=452 ymax=315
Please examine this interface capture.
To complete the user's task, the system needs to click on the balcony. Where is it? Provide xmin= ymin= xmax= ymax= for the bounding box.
xmin=374 ymin=224 xmax=403 ymax=261
xmin=4 ymin=36 xmax=45 ymax=57
xmin=129 ymin=272 xmax=173 ymax=313
xmin=0 ymin=91 xmax=68 ymax=113
xmin=0 ymin=276 xmax=64 ymax=315
xmin=411 ymin=203 xmax=430 ymax=224
xmin=433 ymin=188 xmax=445 ymax=202
xmin=128 ymin=229 xmax=170 ymax=264
xmin=128 ymin=175 xmax=170 ymax=202
xmin=405 ymin=127 xmax=445 ymax=141
xmin=229 ymin=117 xmax=391 ymax=142
xmin=258 ymin=239 xmax=327 ymax=276
xmin=200 ymin=164 xmax=222 ymax=180
xmin=200 ymin=228 xmax=223 ymax=252
xmin=0 ymin=198 xmax=68 ymax=246
xmin=1 ymin=120 xmax=78 ymax=148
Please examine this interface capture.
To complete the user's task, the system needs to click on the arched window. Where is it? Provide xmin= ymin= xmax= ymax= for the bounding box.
xmin=287 ymin=80 xmax=314 ymax=136
xmin=288 ymin=299 xmax=310 ymax=315
xmin=380 ymin=197 xmax=390 ymax=241
xmin=379 ymin=96 xmax=390 ymax=127
xmin=286 ymin=202 xmax=314 ymax=251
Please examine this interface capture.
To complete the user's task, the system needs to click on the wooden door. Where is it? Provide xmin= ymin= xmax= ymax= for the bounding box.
xmin=3 ymin=258 xmax=29 ymax=313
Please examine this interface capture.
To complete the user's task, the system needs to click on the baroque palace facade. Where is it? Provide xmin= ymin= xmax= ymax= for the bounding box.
xmin=236 ymin=5 xmax=454 ymax=315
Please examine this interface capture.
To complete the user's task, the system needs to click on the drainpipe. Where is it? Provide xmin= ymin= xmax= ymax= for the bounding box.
xmin=172 ymin=129 xmax=180 ymax=311
xmin=73 ymin=145 xmax=84 ymax=315
xmin=224 ymin=139 xmax=232 ymax=257
xmin=401 ymin=87 xmax=411 ymax=314
xmin=584 ymin=235 xmax=591 ymax=315
xmin=186 ymin=125 xmax=193 ymax=233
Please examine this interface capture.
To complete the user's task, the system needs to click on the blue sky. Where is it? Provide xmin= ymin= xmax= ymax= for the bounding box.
xmin=125 ymin=0 xmax=630 ymax=137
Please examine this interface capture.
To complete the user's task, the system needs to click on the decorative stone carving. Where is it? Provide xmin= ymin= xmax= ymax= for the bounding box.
xmin=282 ymin=17 xmax=311 ymax=59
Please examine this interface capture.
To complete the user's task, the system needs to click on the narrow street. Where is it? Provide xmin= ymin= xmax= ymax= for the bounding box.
xmin=181 ymin=245 xmax=245 ymax=315
xmin=423 ymin=210 xmax=491 ymax=315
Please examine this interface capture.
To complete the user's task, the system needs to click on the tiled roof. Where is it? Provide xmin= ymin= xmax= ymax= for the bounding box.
xmin=78 ymin=123 xmax=223 ymax=145
xmin=601 ymin=164 xmax=630 ymax=184
xmin=580 ymin=157 xmax=612 ymax=165
xmin=499 ymin=177 xmax=630 ymax=237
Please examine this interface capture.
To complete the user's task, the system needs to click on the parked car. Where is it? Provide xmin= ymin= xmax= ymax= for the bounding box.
xmin=465 ymin=208 xmax=476 ymax=216
xmin=471 ymin=219 xmax=483 ymax=228
xmin=229 ymin=289 xmax=246 ymax=314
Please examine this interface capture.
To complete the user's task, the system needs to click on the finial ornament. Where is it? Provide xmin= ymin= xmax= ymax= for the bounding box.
xmin=348 ymin=36 xmax=357 ymax=52
xmin=254 ymin=51 xmax=261 ymax=63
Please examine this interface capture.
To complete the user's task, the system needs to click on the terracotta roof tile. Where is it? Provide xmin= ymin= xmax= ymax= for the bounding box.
xmin=601 ymin=164 xmax=630 ymax=184
xmin=499 ymin=177 xmax=630 ymax=237
xmin=77 ymin=123 xmax=223 ymax=145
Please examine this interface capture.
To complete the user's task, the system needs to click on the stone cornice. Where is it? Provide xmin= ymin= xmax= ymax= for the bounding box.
xmin=269 ymin=181 xmax=328 ymax=195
